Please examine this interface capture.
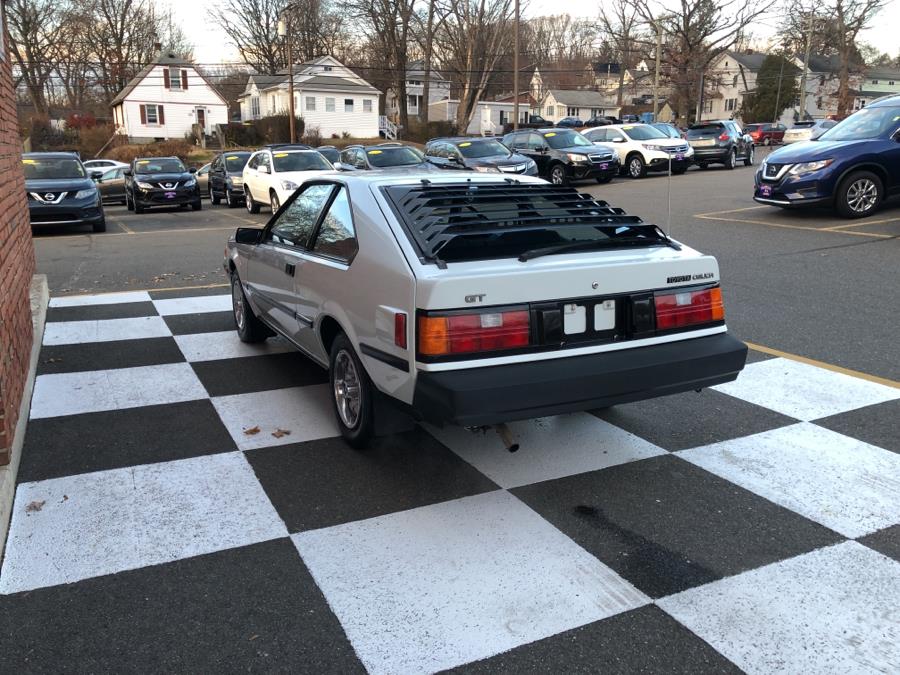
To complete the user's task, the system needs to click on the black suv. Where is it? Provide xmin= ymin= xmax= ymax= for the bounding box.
xmin=23 ymin=152 xmax=106 ymax=232
xmin=208 ymin=151 xmax=251 ymax=208
xmin=500 ymin=128 xmax=619 ymax=184
xmin=336 ymin=143 xmax=432 ymax=171
xmin=424 ymin=137 xmax=538 ymax=176
xmin=687 ymin=120 xmax=754 ymax=169
xmin=125 ymin=156 xmax=201 ymax=213
xmin=315 ymin=145 xmax=341 ymax=164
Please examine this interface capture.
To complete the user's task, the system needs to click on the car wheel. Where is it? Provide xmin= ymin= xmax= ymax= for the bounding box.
xmin=595 ymin=175 xmax=613 ymax=184
xmin=725 ymin=149 xmax=736 ymax=170
xmin=226 ymin=188 xmax=237 ymax=208
xmin=245 ymin=187 xmax=260 ymax=214
xmin=836 ymin=171 xmax=883 ymax=219
xmin=764 ymin=137 xmax=771 ymax=146
xmin=125 ymin=192 xmax=134 ymax=211
xmin=134 ymin=200 xmax=144 ymax=214
xmin=270 ymin=191 xmax=281 ymax=212
xmin=329 ymin=333 xmax=374 ymax=449
xmin=549 ymin=165 xmax=567 ymax=185
xmin=92 ymin=216 xmax=107 ymax=233
xmin=210 ymin=186 xmax=221 ymax=205
xmin=231 ymin=272 xmax=271 ymax=343
xmin=744 ymin=146 xmax=754 ymax=167
xmin=698 ymin=163 xmax=709 ymax=170
xmin=672 ymin=167 xmax=687 ymax=175
xmin=192 ymin=200 xmax=202 ymax=211
xmin=627 ymin=154 xmax=646 ymax=179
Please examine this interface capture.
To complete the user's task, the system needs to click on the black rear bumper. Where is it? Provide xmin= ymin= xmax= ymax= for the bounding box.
xmin=413 ymin=333 xmax=748 ymax=426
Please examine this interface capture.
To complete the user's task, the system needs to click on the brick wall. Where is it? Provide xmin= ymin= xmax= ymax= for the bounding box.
xmin=0 ymin=13 xmax=36 ymax=465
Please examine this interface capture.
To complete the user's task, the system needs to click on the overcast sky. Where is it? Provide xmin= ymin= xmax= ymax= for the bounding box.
xmin=163 ymin=0 xmax=900 ymax=66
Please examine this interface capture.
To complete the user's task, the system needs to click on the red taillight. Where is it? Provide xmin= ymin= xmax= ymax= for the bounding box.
xmin=394 ymin=312 xmax=407 ymax=349
xmin=418 ymin=309 xmax=530 ymax=356
xmin=655 ymin=287 xmax=724 ymax=331
xmin=718 ymin=131 xmax=730 ymax=141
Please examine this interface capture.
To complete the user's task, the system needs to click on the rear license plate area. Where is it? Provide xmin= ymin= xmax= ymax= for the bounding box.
xmin=536 ymin=299 xmax=620 ymax=346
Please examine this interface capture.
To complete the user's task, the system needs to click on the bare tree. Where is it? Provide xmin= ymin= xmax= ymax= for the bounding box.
xmin=598 ymin=0 xmax=643 ymax=106
xmin=831 ymin=0 xmax=885 ymax=116
xmin=213 ymin=0 xmax=284 ymax=73
xmin=6 ymin=0 xmax=62 ymax=114
xmin=54 ymin=6 xmax=99 ymax=110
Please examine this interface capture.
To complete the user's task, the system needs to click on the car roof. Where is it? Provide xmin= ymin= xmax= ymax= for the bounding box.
xmin=23 ymin=151 xmax=82 ymax=159
xmin=220 ymin=150 xmax=251 ymax=155
xmin=325 ymin=171 xmax=546 ymax=190
xmin=868 ymin=93 xmax=900 ymax=107
xmin=134 ymin=156 xmax=181 ymax=161
xmin=429 ymin=137 xmax=501 ymax=144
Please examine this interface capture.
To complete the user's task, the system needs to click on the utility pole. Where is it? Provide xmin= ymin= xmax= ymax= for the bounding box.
xmin=513 ymin=0 xmax=520 ymax=130
xmin=695 ymin=71 xmax=705 ymax=123
xmin=278 ymin=8 xmax=297 ymax=143
xmin=653 ymin=20 xmax=662 ymax=121
xmin=798 ymin=11 xmax=813 ymax=120
xmin=773 ymin=46 xmax=787 ymax=124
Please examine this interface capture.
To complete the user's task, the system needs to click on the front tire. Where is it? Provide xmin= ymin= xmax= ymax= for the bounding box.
xmin=134 ymin=200 xmax=145 ymax=214
xmin=698 ymin=163 xmax=709 ymax=170
xmin=92 ymin=216 xmax=107 ymax=233
xmin=245 ymin=187 xmax=261 ymax=214
xmin=744 ymin=146 xmax=754 ymax=167
xmin=549 ymin=164 xmax=568 ymax=185
xmin=627 ymin=154 xmax=646 ymax=179
xmin=226 ymin=188 xmax=238 ymax=208
xmin=725 ymin=149 xmax=736 ymax=170
xmin=270 ymin=191 xmax=281 ymax=212
xmin=836 ymin=171 xmax=882 ymax=219
xmin=231 ymin=272 xmax=271 ymax=343
xmin=595 ymin=175 xmax=613 ymax=184
xmin=125 ymin=192 xmax=134 ymax=211
xmin=191 ymin=200 xmax=202 ymax=211
xmin=329 ymin=333 xmax=374 ymax=449
xmin=210 ymin=186 xmax=221 ymax=205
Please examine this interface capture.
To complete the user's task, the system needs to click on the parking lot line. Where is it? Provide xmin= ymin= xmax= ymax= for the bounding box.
xmin=694 ymin=211 xmax=892 ymax=239
xmin=745 ymin=341 xmax=899 ymax=389
xmin=822 ymin=216 xmax=900 ymax=231
xmin=33 ymin=226 xmax=237 ymax=242
xmin=53 ymin=282 xmax=229 ymax=299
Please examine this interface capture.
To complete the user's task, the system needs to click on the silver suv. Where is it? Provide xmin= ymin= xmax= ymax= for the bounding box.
xmin=224 ymin=172 xmax=747 ymax=447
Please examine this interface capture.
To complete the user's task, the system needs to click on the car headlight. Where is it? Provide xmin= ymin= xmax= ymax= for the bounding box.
xmin=74 ymin=188 xmax=97 ymax=200
xmin=566 ymin=153 xmax=588 ymax=163
xmin=525 ymin=158 xmax=536 ymax=168
xmin=473 ymin=165 xmax=500 ymax=173
xmin=788 ymin=159 xmax=833 ymax=175
xmin=183 ymin=177 xmax=197 ymax=187
xmin=230 ymin=176 xmax=243 ymax=186
xmin=136 ymin=181 xmax=154 ymax=190
xmin=281 ymin=180 xmax=299 ymax=191
xmin=642 ymin=144 xmax=665 ymax=152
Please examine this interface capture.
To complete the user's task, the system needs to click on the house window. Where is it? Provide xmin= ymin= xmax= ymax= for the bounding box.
xmin=499 ymin=110 xmax=508 ymax=125
xmin=566 ymin=107 xmax=577 ymax=116
xmin=271 ymin=96 xmax=276 ymax=112
xmin=324 ymin=65 xmax=333 ymax=72
xmin=590 ymin=109 xmax=600 ymax=117
xmin=872 ymin=79 xmax=879 ymax=84
xmin=145 ymin=104 xmax=160 ymax=124
xmin=408 ymin=80 xmax=422 ymax=86
xmin=326 ymin=97 xmax=335 ymax=112
xmin=305 ymin=96 xmax=315 ymax=111
xmin=344 ymin=98 xmax=354 ymax=112
xmin=363 ymin=99 xmax=372 ymax=113
xmin=703 ymin=100 xmax=713 ymax=114
xmin=890 ymin=81 xmax=896 ymax=85
xmin=251 ymin=97 xmax=260 ymax=118
xmin=169 ymin=68 xmax=183 ymax=90
xmin=725 ymin=98 xmax=737 ymax=112
xmin=546 ymin=105 xmax=553 ymax=116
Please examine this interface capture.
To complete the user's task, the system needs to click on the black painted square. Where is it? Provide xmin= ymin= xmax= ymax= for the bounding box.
xmin=37 ymin=337 xmax=184 ymax=375
xmin=47 ymin=301 xmax=159 ymax=322
xmin=814 ymin=399 xmax=900 ymax=455
xmin=164 ymin=311 xmax=236 ymax=336
xmin=193 ymin=352 xmax=326 ymax=397
xmin=858 ymin=525 xmax=900 ymax=563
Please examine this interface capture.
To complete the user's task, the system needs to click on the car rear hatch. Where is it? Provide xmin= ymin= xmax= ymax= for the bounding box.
xmin=687 ymin=123 xmax=725 ymax=147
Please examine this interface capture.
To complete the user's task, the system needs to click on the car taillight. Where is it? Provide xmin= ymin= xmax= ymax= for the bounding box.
xmin=655 ymin=287 xmax=724 ymax=331
xmin=718 ymin=132 xmax=730 ymax=141
xmin=418 ymin=309 xmax=531 ymax=357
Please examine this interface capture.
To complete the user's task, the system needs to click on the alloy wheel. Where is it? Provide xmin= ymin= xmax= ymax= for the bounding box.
xmin=846 ymin=178 xmax=878 ymax=214
xmin=270 ymin=193 xmax=280 ymax=212
xmin=550 ymin=167 xmax=564 ymax=184
xmin=232 ymin=279 xmax=245 ymax=331
xmin=629 ymin=158 xmax=642 ymax=177
xmin=333 ymin=350 xmax=361 ymax=428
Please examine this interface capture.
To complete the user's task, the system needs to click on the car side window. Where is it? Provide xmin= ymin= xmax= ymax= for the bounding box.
xmin=354 ymin=149 xmax=367 ymax=169
xmin=311 ymin=187 xmax=358 ymax=263
xmin=607 ymin=130 xmax=624 ymax=142
xmin=269 ymin=183 xmax=334 ymax=248
xmin=527 ymin=133 xmax=544 ymax=149
xmin=247 ymin=154 xmax=258 ymax=170
xmin=259 ymin=154 xmax=272 ymax=171
xmin=101 ymin=168 xmax=118 ymax=180
xmin=591 ymin=129 xmax=607 ymax=142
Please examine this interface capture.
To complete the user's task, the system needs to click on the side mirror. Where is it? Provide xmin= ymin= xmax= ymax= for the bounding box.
xmin=123 ymin=169 xmax=132 ymax=177
xmin=189 ymin=167 xmax=198 ymax=174
xmin=613 ymin=137 xmax=625 ymax=143
xmin=332 ymin=161 xmax=346 ymax=171
xmin=258 ymin=165 xmax=270 ymax=174
xmin=235 ymin=227 xmax=263 ymax=245
xmin=539 ymin=145 xmax=550 ymax=153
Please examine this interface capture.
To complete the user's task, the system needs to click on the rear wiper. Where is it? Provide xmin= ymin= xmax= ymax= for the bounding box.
xmin=518 ymin=229 xmax=680 ymax=262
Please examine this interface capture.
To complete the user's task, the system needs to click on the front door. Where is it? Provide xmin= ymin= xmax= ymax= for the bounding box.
xmin=196 ymin=108 xmax=206 ymax=135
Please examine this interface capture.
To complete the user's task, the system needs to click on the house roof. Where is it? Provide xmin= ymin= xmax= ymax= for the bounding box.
xmin=407 ymin=59 xmax=449 ymax=82
xmin=238 ymin=59 xmax=381 ymax=99
xmin=300 ymin=75 xmax=379 ymax=93
xmin=806 ymin=54 xmax=844 ymax=74
xmin=111 ymin=52 xmax=226 ymax=106
xmin=726 ymin=51 xmax=768 ymax=71
xmin=864 ymin=68 xmax=900 ymax=80
xmin=589 ymin=62 xmax=622 ymax=75
xmin=545 ymin=89 xmax=612 ymax=107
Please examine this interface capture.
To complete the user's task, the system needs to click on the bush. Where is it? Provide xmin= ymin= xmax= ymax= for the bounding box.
xmin=106 ymin=140 xmax=196 ymax=164
xmin=222 ymin=114 xmax=305 ymax=146
xmin=404 ymin=118 xmax=457 ymax=143
xmin=222 ymin=122 xmax=262 ymax=147
xmin=302 ymin=126 xmax=322 ymax=146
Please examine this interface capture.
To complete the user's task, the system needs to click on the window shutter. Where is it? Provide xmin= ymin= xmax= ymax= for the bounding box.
xmin=140 ymin=105 xmax=147 ymax=124
xmin=181 ymin=70 xmax=188 ymax=90
xmin=163 ymin=69 xmax=170 ymax=89
xmin=158 ymin=106 xmax=165 ymax=124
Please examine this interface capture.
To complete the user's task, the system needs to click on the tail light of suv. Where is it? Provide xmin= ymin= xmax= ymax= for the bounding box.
xmin=418 ymin=308 xmax=531 ymax=357
xmin=718 ymin=131 xmax=730 ymax=142
xmin=654 ymin=286 xmax=724 ymax=331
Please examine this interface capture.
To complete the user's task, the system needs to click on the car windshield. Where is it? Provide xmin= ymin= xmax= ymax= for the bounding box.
xmin=793 ymin=121 xmax=816 ymax=128
xmin=744 ymin=124 xmax=760 ymax=132
xmin=272 ymin=151 xmax=332 ymax=172
xmin=366 ymin=146 xmax=424 ymax=167
xmin=456 ymin=139 xmax=510 ymax=158
xmin=542 ymin=130 xmax=592 ymax=148
xmin=224 ymin=154 xmax=250 ymax=172
xmin=621 ymin=125 xmax=667 ymax=140
xmin=135 ymin=158 xmax=186 ymax=174
xmin=817 ymin=106 xmax=900 ymax=141
xmin=21 ymin=157 xmax=86 ymax=179
xmin=687 ymin=124 xmax=723 ymax=137
xmin=316 ymin=148 xmax=340 ymax=163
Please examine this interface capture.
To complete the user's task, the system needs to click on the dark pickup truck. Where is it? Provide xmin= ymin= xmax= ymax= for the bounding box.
xmin=502 ymin=115 xmax=552 ymax=134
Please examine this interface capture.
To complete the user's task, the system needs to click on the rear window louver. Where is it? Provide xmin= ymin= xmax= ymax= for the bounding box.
xmin=382 ymin=182 xmax=660 ymax=265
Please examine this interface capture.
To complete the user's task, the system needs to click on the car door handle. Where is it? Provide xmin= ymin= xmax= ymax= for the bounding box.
xmin=284 ymin=263 xmax=295 ymax=277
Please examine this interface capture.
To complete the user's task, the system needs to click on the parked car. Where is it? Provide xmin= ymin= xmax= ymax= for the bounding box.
xmin=424 ymin=137 xmax=538 ymax=175
xmin=583 ymin=124 xmax=693 ymax=178
xmin=743 ymin=122 xmax=787 ymax=145
xmin=754 ymin=95 xmax=900 ymax=218
xmin=209 ymin=151 xmax=252 ymax=208
xmin=686 ymin=120 xmax=754 ymax=169
xmin=556 ymin=117 xmax=584 ymax=128
xmin=224 ymin=172 xmax=747 ymax=447
xmin=83 ymin=159 xmax=129 ymax=180
xmin=243 ymin=146 xmax=333 ymax=213
xmin=23 ymin=151 xmax=105 ymax=232
xmin=501 ymin=128 xmax=619 ymax=184
xmin=336 ymin=144 xmax=431 ymax=172
xmin=124 ymin=156 xmax=201 ymax=214
xmin=651 ymin=122 xmax=686 ymax=140
xmin=96 ymin=166 xmax=127 ymax=205
xmin=196 ymin=163 xmax=211 ymax=195
xmin=316 ymin=145 xmax=341 ymax=164
xmin=782 ymin=119 xmax=838 ymax=144
xmin=583 ymin=116 xmax=614 ymax=128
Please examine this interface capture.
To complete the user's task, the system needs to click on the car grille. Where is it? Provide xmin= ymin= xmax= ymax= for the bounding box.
xmin=28 ymin=191 xmax=71 ymax=204
xmin=155 ymin=181 xmax=180 ymax=189
xmin=764 ymin=163 xmax=783 ymax=179
xmin=663 ymin=144 xmax=689 ymax=154
xmin=588 ymin=153 xmax=614 ymax=162
xmin=498 ymin=164 xmax=528 ymax=173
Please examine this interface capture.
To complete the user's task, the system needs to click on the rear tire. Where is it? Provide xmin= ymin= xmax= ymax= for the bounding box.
xmin=672 ymin=167 xmax=687 ymax=175
xmin=245 ymin=187 xmax=260 ymax=214
xmin=210 ymin=187 xmax=221 ymax=205
xmin=725 ymin=149 xmax=736 ymax=170
xmin=744 ymin=146 xmax=754 ymax=167
xmin=836 ymin=171 xmax=882 ymax=219
xmin=698 ymin=163 xmax=709 ymax=170
xmin=191 ymin=200 xmax=202 ymax=211
xmin=231 ymin=272 xmax=271 ymax=343
xmin=549 ymin=164 xmax=568 ymax=185
xmin=329 ymin=333 xmax=375 ymax=449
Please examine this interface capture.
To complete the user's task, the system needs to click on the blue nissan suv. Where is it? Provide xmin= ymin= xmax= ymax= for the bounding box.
xmin=754 ymin=94 xmax=900 ymax=218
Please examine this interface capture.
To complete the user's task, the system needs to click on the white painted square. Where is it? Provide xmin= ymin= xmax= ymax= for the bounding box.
xmin=174 ymin=331 xmax=293 ymax=362
xmin=679 ymin=423 xmax=900 ymax=538
xmin=152 ymin=294 xmax=232 ymax=316
xmin=425 ymin=413 xmax=665 ymax=488
xmin=212 ymin=385 xmax=338 ymax=450
xmin=659 ymin=542 xmax=900 ymax=674
xmin=712 ymin=357 xmax=899 ymax=421
xmin=49 ymin=291 xmax=152 ymax=308
xmin=43 ymin=316 xmax=172 ymax=346
xmin=0 ymin=453 xmax=287 ymax=594
xmin=293 ymin=490 xmax=648 ymax=675
xmin=30 ymin=363 xmax=208 ymax=419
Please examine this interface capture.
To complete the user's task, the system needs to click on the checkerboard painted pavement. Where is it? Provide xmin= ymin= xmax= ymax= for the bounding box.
xmin=2 ymin=288 xmax=899 ymax=673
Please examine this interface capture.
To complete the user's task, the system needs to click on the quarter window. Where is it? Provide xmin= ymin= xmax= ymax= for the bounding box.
xmin=326 ymin=98 xmax=335 ymax=112
xmin=269 ymin=184 xmax=333 ymax=248
xmin=311 ymin=188 xmax=358 ymax=262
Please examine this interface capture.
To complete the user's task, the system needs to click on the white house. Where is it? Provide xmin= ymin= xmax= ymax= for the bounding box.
xmin=704 ymin=51 xmax=768 ymax=123
xmin=238 ymin=56 xmax=381 ymax=138
xmin=428 ymin=99 xmax=528 ymax=135
xmin=386 ymin=60 xmax=452 ymax=120
xmin=539 ymin=90 xmax=620 ymax=123
xmin=111 ymin=52 xmax=228 ymax=142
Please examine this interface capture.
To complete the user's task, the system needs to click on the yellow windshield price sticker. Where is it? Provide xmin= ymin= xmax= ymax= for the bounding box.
xmin=544 ymin=132 xmax=556 ymax=137
xmin=138 ymin=160 xmax=150 ymax=164
xmin=274 ymin=152 xmax=288 ymax=157
xmin=367 ymin=149 xmax=383 ymax=154
xmin=226 ymin=155 xmax=239 ymax=160
xmin=22 ymin=159 xmax=36 ymax=164
xmin=459 ymin=142 xmax=472 ymax=147
xmin=622 ymin=125 xmax=634 ymax=130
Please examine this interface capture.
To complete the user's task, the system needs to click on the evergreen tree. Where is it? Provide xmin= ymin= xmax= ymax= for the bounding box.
xmin=740 ymin=55 xmax=800 ymax=123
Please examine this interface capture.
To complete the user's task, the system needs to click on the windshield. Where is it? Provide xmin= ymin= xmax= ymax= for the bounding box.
xmin=542 ymin=130 xmax=592 ymax=149
xmin=687 ymin=124 xmax=723 ymax=137
xmin=621 ymin=125 xmax=667 ymax=140
xmin=22 ymin=157 xmax=86 ymax=179
xmin=457 ymin=139 xmax=510 ymax=158
xmin=135 ymin=158 xmax=186 ymax=174
xmin=744 ymin=124 xmax=760 ymax=132
xmin=316 ymin=148 xmax=340 ymax=163
xmin=817 ymin=106 xmax=900 ymax=142
xmin=272 ymin=151 xmax=332 ymax=172
xmin=366 ymin=146 xmax=424 ymax=167
xmin=224 ymin=154 xmax=250 ymax=172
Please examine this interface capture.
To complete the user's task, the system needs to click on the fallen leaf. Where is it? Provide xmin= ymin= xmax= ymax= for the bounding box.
xmin=62 ymin=495 xmax=69 ymax=502
xmin=25 ymin=500 xmax=46 ymax=513
xmin=248 ymin=635 xmax=259 ymax=641
xmin=243 ymin=426 xmax=261 ymax=435
xmin=271 ymin=428 xmax=291 ymax=438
